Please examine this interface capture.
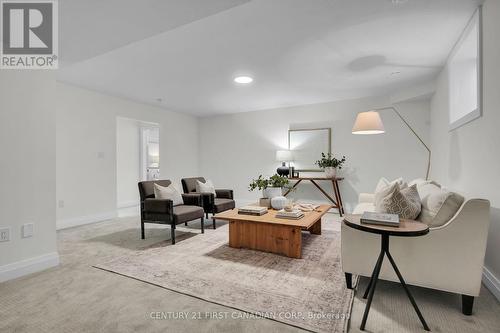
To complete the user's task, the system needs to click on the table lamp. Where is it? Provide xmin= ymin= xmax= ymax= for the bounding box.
xmin=275 ymin=150 xmax=293 ymax=177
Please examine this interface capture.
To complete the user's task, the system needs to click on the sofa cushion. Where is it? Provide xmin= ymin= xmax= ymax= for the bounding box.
xmin=353 ymin=202 xmax=375 ymax=214
xmin=417 ymin=183 xmax=465 ymax=227
xmin=172 ymin=205 xmax=204 ymax=224
xmin=154 ymin=183 xmax=183 ymax=206
xmin=375 ymin=184 xmax=422 ymax=219
xmin=213 ymin=198 xmax=235 ymax=213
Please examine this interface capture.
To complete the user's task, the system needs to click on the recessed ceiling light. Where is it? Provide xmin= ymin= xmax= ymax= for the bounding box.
xmin=391 ymin=71 xmax=401 ymax=76
xmin=391 ymin=0 xmax=409 ymax=4
xmin=234 ymin=76 xmax=253 ymax=84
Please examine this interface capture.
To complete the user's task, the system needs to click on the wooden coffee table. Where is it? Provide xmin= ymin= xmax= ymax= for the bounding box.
xmin=214 ymin=204 xmax=332 ymax=258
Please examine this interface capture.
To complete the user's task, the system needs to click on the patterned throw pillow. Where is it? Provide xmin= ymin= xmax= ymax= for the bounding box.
xmin=375 ymin=184 xmax=422 ymax=219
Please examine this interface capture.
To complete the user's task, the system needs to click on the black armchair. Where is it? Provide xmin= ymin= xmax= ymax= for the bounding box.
xmin=181 ymin=177 xmax=235 ymax=229
xmin=138 ymin=180 xmax=204 ymax=244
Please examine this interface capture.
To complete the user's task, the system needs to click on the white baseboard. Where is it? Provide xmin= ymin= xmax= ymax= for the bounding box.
xmin=0 ymin=252 xmax=59 ymax=283
xmin=483 ymin=266 xmax=500 ymax=302
xmin=117 ymin=201 xmax=139 ymax=209
xmin=57 ymin=211 xmax=117 ymax=230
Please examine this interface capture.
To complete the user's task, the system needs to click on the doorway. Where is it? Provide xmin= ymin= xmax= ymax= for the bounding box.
xmin=140 ymin=125 xmax=160 ymax=181
xmin=116 ymin=117 xmax=160 ymax=213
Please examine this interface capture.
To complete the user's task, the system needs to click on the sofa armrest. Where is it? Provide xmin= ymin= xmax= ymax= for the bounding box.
xmin=216 ymin=189 xmax=234 ymax=200
xmin=181 ymin=193 xmax=202 ymax=207
xmin=144 ymin=198 xmax=174 ymax=214
xmin=358 ymin=193 xmax=375 ymax=204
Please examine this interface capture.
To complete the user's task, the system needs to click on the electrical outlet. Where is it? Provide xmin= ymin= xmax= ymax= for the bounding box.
xmin=58 ymin=200 xmax=65 ymax=208
xmin=0 ymin=227 xmax=11 ymax=242
xmin=22 ymin=223 xmax=34 ymax=238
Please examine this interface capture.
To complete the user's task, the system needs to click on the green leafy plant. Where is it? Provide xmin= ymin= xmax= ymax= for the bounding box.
xmin=268 ymin=174 xmax=290 ymax=188
xmin=315 ymin=153 xmax=346 ymax=169
xmin=248 ymin=174 xmax=290 ymax=191
xmin=248 ymin=175 xmax=269 ymax=191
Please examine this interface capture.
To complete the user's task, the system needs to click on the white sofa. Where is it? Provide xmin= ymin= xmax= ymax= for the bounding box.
xmin=341 ymin=188 xmax=490 ymax=315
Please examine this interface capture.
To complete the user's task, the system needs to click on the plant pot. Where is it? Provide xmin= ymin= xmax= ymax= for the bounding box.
xmin=324 ymin=167 xmax=337 ymax=178
xmin=259 ymin=198 xmax=271 ymax=208
xmin=262 ymin=187 xmax=283 ymax=199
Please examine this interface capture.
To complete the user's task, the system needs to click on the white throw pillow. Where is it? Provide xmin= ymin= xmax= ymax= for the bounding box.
xmin=416 ymin=183 xmax=464 ymax=227
xmin=408 ymin=178 xmax=441 ymax=188
xmin=374 ymin=177 xmax=407 ymax=193
xmin=196 ymin=179 xmax=216 ymax=195
xmin=374 ymin=182 xmax=399 ymax=208
xmin=154 ymin=183 xmax=183 ymax=206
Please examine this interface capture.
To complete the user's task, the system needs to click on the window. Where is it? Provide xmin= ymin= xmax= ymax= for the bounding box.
xmin=448 ymin=7 xmax=482 ymax=131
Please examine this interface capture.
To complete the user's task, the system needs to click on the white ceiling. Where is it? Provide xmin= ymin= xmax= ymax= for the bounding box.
xmin=58 ymin=0 xmax=480 ymax=116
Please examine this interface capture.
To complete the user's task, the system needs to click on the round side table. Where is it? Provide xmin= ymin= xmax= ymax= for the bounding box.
xmin=343 ymin=214 xmax=431 ymax=331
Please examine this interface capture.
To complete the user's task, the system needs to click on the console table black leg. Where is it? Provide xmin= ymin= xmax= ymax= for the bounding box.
xmin=360 ymin=248 xmax=384 ymax=330
xmin=386 ymin=251 xmax=430 ymax=331
xmin=363 ymin=250 xmax=385 ymax=299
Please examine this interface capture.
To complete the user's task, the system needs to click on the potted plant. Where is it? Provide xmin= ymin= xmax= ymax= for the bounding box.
xmin=315 ymin=153 xmax=346 ymax=178
xmin=249 ymin=174 xmax=290 ymax=200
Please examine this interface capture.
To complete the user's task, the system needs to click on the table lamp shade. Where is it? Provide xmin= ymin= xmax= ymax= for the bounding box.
xmin=352 ymin=111 xmax=385 ymax=135
xmin=276 ymin=150 xmax=293 ymax=162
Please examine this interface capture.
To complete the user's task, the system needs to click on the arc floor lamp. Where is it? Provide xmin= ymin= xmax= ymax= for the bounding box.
xmin=352 ymin=107 xmax=431 ymax=180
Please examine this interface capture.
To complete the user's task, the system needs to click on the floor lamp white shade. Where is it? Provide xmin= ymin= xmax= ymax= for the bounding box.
xmin=351 ymin=107 xmax=431 ymax=180
xmin=352 ymin=111 xmax=385 ymax=135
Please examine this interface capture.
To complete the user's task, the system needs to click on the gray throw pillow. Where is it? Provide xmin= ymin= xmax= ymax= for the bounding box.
xmin=416 ymin=183 xmax=464 ymax=227
xmin=375 ymin=184 xmax=422 ymax=219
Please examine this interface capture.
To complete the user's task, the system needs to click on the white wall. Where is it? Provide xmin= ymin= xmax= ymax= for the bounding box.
xmin=429 ymin=0 xmax=500 ymax=294
xmin=199 ymin=95 xmax=431 ymax=211
xmin=56 ymin=82 xmax=199 ymax=229
xmin=116 ymin=117 xmax=141 ymax=208
xmin=0 ymin=71 xmax=59 ymax=281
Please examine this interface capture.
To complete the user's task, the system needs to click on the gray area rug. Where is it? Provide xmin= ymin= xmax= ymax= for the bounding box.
xmin=94 ymin=218 xmax=354 ymax=333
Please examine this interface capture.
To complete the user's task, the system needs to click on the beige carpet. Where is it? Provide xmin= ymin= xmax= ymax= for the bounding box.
xmin=1 ymin=215 xmax=499 ymax=333
xmin=95 ymin=219 xmax=354 ymax=333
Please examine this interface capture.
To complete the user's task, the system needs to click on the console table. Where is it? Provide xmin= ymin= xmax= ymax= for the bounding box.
xmin=283 ymin=177 xmax=345 ymax=216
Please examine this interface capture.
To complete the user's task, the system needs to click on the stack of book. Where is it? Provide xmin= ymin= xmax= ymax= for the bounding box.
xmin=276 ymin=209 xmax=304 ymax=220
xmin=360 ymin=212 xmax=400 ymax=227
xmin=238 ymin=206 xmax=268 ymax=216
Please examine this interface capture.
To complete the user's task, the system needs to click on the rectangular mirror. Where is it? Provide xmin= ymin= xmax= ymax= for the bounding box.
xmin=288 ymin=128 xmax=331 ymax=172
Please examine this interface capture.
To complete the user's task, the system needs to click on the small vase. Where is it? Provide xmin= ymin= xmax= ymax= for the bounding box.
xmin=263 ymin=187 xmax=283 ymax=199
xmin=324 ymin=167 xmax=337 ymax=178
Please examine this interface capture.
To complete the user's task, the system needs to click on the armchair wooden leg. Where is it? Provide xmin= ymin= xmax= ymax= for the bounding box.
xmin=206 ymin=212 xmax=209 ymax=219
xmin=345 ymin=272 xmax=353 ymax=289
xmin=185 ymin=222 xmax=187 ymax=226
xmin=201 ymin=216 xmax=204 ymax=234
xmin=212 ymin=217 xmax=216 ymax=229
xmin=171 ymin=223 xmax=176 ymax=245
xmin=462 ymin=295 xmax=474 ymax=315
xmin=141 ymin=221 xmax=145 ymax=239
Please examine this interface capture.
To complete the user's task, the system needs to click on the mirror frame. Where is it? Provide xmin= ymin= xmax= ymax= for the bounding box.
xmin=288 ymin=128 xmax=331 ymax=172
